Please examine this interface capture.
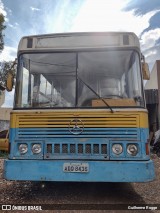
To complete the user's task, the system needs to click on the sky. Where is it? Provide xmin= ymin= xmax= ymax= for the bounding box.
xmin=0 ymin=0 xmax=160 ymax=107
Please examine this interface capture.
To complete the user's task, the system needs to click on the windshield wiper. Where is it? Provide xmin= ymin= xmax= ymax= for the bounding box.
xmin=78 ymin=76 xmax=114 ymax=113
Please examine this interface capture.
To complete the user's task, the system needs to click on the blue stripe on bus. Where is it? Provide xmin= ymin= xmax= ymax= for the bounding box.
xmin=9 ymin=127 xmax=149 ymax=160
xmin=9 ymin=127 xmax=149 ymax=139
xmin=4 ymin=159 xmax=155 ymax=182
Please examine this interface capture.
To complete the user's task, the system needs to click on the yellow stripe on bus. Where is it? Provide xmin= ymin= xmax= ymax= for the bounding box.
xmin=10 ymin=110 xmax=148 ymax=128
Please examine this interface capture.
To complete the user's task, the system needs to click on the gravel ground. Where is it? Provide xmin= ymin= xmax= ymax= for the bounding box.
xmin=0 ymin=155 xmax=160 ymax=213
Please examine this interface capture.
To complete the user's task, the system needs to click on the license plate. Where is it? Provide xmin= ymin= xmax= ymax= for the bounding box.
xmin=63 ymin=163 xmax=89 ymax=173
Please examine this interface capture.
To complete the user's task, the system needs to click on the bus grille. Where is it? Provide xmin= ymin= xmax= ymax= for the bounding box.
xmin=17 ymin=128 xmax=139 ymax=140
xmin=45 ymin=143 xmax=108 ymax=160
xmin=15 ymin=112 xmax=139 ymax=128
xmin=46 ymin=143 xmax=107 ymax=154
xmin=14 ymin=111 xmax=140 ymax=160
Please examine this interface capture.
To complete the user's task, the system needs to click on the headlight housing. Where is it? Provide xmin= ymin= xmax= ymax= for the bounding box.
xmin=19 ymin=144 xmax=28 ymax=154
xmin=127 ymin=144 xmax=138 ymax=156
xmin=112 ymin=144 xmax=123 ymax=155
xmin=32 ymin=144 xmax=42 ymax=154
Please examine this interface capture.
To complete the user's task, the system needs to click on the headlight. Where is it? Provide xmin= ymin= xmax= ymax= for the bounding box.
xmin=32 ymin=144 xmax=41 ymax=154
xmin=127 ymin=144 xmax=138 ymax=156
xmin=19 ymin=144 xmax=28 ymax=154
xmin=112 ymin=144 xmax=123 ymax=155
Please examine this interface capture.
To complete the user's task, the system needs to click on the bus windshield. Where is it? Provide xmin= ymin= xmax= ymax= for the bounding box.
xmin=15 ymin=50 xmax=144 ymax=108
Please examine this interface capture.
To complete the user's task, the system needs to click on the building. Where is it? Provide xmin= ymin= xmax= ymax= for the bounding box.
xmin=0 ymin=108 xmax=12 ymax=131
xmin=145 ymin=60 xmax=160 ymax=131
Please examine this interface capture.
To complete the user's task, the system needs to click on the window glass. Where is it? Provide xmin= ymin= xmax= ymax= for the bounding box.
xmin=15 ymin=50 xmax=144 ymax=108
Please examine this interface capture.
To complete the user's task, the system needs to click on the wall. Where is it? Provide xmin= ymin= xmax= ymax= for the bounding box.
xmin=0 ymin=108 xmax=12 ymax=131
xmin=145 ymin=62 xmax=158 ymax=89
xmin=145 ymin=60 xmax=160 ymax=129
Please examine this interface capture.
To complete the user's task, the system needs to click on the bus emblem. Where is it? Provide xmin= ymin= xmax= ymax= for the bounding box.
xmin=69 ymin=119 xmax=84 ymax=135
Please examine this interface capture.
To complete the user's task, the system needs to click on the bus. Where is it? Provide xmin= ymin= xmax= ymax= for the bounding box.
xmin=4 ymin=32 xmax=155 ymax=182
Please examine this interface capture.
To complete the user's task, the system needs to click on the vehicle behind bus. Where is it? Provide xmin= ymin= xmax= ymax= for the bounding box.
xmin=4 ymin=32 xmax=155 ymax=182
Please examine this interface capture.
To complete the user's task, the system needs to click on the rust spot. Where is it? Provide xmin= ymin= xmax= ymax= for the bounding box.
xmin=79 ymin=138 xmax=89 ymax=142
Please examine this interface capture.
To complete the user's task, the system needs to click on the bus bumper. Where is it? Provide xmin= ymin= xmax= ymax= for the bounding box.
xmin=3 ymin=159 xmax=155 ymax=182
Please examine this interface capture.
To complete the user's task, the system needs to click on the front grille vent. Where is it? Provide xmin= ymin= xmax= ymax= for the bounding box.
xmin=46 ymin=143 xmax=107 ymax=155
xmin=62 ymin=144 xmax=68 ymax=153
xmin=16 ymin=113 xmax=139 ymax=128
xmin=54 ymin=144 xmax=60 ymax=153
xmin=85 ymin=144 xmax=91 ymax=153
xmin=93 ymin=144 xmax=99 ymax=154
xmin=17 ymin=128 xmax=139 ymax=140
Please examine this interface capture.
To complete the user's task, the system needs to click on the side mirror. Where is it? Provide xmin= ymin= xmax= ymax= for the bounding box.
xmin=142 ymin=62 xmax=150 ymax=80
xmin=5 ymin=59 xmax=17 ymax=92
xmin=6 ymin=71 xmax=14 ymax=92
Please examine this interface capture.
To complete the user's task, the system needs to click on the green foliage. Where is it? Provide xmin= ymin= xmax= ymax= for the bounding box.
xmin=0 ymin=13 xmax=6 ymax=52
xmin=0 ymin=13 xmax=8 ymax=88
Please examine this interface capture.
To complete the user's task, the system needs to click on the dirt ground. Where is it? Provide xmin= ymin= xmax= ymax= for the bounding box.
xmin=0 ymin=154 xmax=160 ymax=212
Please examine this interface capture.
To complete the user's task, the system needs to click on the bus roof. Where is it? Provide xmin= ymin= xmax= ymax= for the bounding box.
xmin=18 ymin=32 xmax=140 ymax=54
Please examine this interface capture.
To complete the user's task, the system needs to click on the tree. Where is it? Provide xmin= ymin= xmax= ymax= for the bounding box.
xmin=0 ymin=13 xmax=6 ymax=52
xmin=0 ymin=13 xmax=15 ymax=90
xmin=0 ymin=13 xmax=7 ymax=89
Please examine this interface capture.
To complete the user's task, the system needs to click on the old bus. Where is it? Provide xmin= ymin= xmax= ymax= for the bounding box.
xmin=4 ymin=32 xmax=155 ymax=182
